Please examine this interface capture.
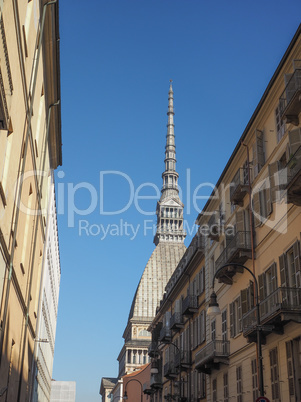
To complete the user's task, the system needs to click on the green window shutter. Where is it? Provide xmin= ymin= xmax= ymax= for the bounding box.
xmin=238 ymin=295 xmax=242 ymax=332
xmin=293 ymin=240 xmax=300 ymax=273
xmin=271 ymin=262 xmax=278 ymax=292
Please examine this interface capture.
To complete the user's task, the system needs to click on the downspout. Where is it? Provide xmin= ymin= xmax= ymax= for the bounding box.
xmin=0 ymin=0 xmax=58 ymax=367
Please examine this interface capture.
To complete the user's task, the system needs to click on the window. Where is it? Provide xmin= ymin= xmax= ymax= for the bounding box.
xmin=279 ymin=241 xmax=301 ymax=294
xmin=253 ymin=180 xmax=272 ymax=227
xmin=212 ymin=378 xmax=217 ymax=402
xmin=258 ymin=263 xmax=277 ymax=315
xmin=199 ymin=310 xmax=206 ymax=343
xmin=223 ymin=372 xmax=229 ymax=402
xmin=253 ymin=129 xmax=265 ymax=177
xmin=197 ymin=372 xmax=206 ymax=399
xmin=236 ymin=366 xmax=243 ymax=402
xmin=251 ymin=359 xmax=259 ymax=401
xmin=230 ymin=296 xmax=241 ymax=337
xmin=270 ymin=348 xmax=280 ymax=401
xmin=275 ymin=104 xmax=285 ymax=143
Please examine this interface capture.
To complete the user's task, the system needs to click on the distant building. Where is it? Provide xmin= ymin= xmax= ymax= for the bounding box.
xmin=117 ymin=83 xmax=186 ymax=377
xmin=99 ymin=377 xmax=118 ymax=402
xmin=50 ymin=381 xmax=76 ymax=402
xmin=100 ymin=83 xmax=187 ymax=399
xmin=147 ymin=23 xmax=301 ymax=402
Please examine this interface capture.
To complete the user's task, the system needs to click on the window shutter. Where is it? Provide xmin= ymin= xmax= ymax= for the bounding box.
xmin=293 ymin=240 xmax=301 ymax=273
xmin=253 ymin=130 xmax=265 ymax=177
xmin=235 ymin=210 xmax=245 ymax=233
xmin=268 ymin=162 xmax=279 ymax=203
xmin=195 ymin=275 xmax=200 ymax=296
xmin=252 ymin=189 xmax=261 ymax=227
xmin=230 ymin=302 xmax=234 ymax=338
xmin=238 ymin=295 xmax=242 ymax=332
xmin=271 ymin=262 xmax=278 ymax=292
xmin=288 ymin=128 xmax=301 ymax=156
xmin=258 ymin=273 xmax=265 ymax=302
xmin=264 ymin=180 xmax=272 ymax=217
xmin=286 ymin=342 xmax=295 ymax=397
xmin=175 ymin=299 xmax=181 ymax=313
xmin=279 ymin=253 xmax=288 ymax=287
xmin=240 ymin=288 xmax=248 ymax=316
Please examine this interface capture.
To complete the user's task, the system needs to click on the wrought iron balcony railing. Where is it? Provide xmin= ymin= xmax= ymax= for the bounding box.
xmin=279 ymin=67 xmax=301 ymax=125
xmin=242 ymin=287 xmax=301 ymax=339
xmin=163 ymin=361 xmax=177 ymax=378
xmin=215 ymin=231 xmax=251 ymax=284
xmin=170 ymin=312 xmax=184 ymax=331
xmin=159 ymin=326 xmax=171 ymax=343
xmin=195 ymin=340 xmax=230 ymax=374
xmin=230 ymin=168 xmax=249 ymax=206
xmin=278 ymin=145 xmax=301 ymax=206
xmin=182 ymin=295 xmax=198 ymax=316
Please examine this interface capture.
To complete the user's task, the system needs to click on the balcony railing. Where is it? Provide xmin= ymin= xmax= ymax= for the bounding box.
xmin=215 ymin=231 xmax=251 ymax=284
xmin=195 ymin=340 xmax=230 ymax=374
xmin=163 ymin=361 xmax=177 ymax=378
xmin=150 ymin=373 xmax=163 ymax=389
xmin=182 ymin=295 xmax=198 ymax=316
xmin=148 ymin=341 xmax=159 ymax=358
xmin=278 ymin=146 xmax=301 ymax=206
xmin=174 ymin=351 xmax=191 ymax=369
xmin=170 ymin=312 xmax=184 ymax=331
xmin=207 ymin=213 xmax=220 ymax=241
xmin=279 ymin=67 xmax=301 ymax=125
xmin=242 ymin=287 xmax=301 ymax=339
xmin=143 ymin=381 xmax=153 ymax=395
xmin=159 ymin=326 xmax=171 ymax=343
xmin=230 ymin=168 xmax=249 ymax=206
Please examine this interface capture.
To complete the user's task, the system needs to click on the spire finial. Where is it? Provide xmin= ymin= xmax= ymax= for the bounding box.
xmin=153 ymin=83 xmax=186 ymax=245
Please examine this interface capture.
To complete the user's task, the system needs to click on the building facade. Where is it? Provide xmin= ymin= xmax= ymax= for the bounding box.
xmin=50 ymin=381 xmax=76 ymax=402
xmin=31 ymin=176 xmax=61 ymax=402
xmin=0 ymin=1 xmax=61 ymax=401
xmin=147 ymin=24 xmax=301 ymax=402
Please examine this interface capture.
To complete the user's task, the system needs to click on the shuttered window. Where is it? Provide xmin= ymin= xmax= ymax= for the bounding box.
xmin=223 ymin=372 xmax=229 ymax=402
xmin=270 ymin=348 xmax=280 ymax=401
xmin=251 ymin=358 xmax=259 ymax=401
xmin=236 ymin=366 xmax=243 ymax=402
xmin=253 ymin=129 xmax=265 ymax=177
xmin=275 ymin=104 xmax=286 ymax=143
xmin=230 ymin=296 xmax=241 ymax=337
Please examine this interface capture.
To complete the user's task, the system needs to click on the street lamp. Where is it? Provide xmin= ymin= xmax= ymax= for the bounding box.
xmin=207 ymin=262 xmax=264 ymax=397
xmin=123 ymin=378 xmax=143 ymax=402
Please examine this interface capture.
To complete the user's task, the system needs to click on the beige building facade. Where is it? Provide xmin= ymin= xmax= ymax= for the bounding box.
xmin=0 ymin=1 xmax=61 ymax=401
xmin=147 ymin=24 xmax=301 ymax=402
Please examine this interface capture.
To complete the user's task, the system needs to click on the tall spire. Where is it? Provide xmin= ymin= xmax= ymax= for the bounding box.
xmin=154 ymin=82 xmax=186 ymax=245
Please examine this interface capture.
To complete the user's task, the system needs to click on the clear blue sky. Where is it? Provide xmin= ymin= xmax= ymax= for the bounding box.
xmin=54 ymin=1 xmax=301 ymax=401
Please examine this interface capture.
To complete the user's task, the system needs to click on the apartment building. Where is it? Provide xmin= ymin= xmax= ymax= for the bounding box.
xmin=147 ymin=24 xmax=301 ymax=402
xmin=0 ymin=1 xmax=61 ymax=401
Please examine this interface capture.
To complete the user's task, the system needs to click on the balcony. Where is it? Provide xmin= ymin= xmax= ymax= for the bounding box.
xmin=143 ymin=381 xmax=154 ymax=395
xmin=195 ymin=340 xmax=230 ymax=374
xmin=150 ymin=373 xmax=163 ymax=390
xmin=159 ymin=326 xmax=171 ymax=343
xmin=170 ymin=312 xmax=184 ymax=331
xmin=207 ymin=213 xmax=220 ymax=241
xmin=163 ymin=361 xmax=177 ymax=379
xmin=174 ymin=351 xmax=191 ymax=371
xmin=215 ymin=231 xmax=252 ymax=284
xmin=182 ymin=295 xmax=198 ymax=316
xmin=243 ymin=287 xmax=301 ymax=342
xmin=278 ymin=146 xmax=301 ymax=206
xmin=148 ymin=341 xmax=159 ymax=358
xmin=230 ymin=168 xmax=249 ymax=206
xmin=279 ymin=67 xmax=301 ymax=125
